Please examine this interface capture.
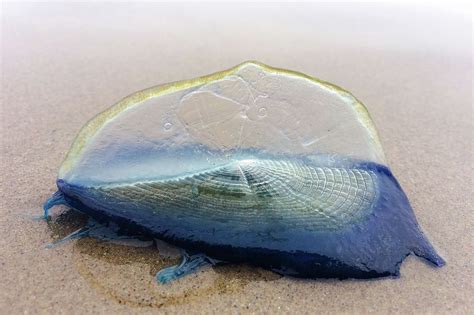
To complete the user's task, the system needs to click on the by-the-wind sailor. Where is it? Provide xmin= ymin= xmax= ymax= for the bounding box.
xmin=44 ymin=61 xmax=445 ymax=283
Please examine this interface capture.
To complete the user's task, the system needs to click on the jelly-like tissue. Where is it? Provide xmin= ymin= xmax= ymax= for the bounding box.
xmin=44 ymin=61 xmax=444 ymax=283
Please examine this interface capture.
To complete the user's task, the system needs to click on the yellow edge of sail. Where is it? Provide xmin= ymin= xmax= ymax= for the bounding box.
xmin=59 ymin=61 xmax=385 ymax=178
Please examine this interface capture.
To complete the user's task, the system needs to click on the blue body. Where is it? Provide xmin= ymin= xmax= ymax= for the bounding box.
xmin=50 ymin=162 xmax=444 ymax=279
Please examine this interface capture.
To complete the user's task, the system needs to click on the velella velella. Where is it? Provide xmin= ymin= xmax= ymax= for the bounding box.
xmin=44 ymin=61 xmax=445 ymax=283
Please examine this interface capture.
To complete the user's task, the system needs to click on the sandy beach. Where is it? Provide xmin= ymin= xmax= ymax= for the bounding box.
xmin=1 ymin=3 xmax=472 ymax=314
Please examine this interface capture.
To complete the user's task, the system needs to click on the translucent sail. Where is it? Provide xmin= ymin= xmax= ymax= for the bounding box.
xmin=59 ymin=62 xmax=385 ymax=185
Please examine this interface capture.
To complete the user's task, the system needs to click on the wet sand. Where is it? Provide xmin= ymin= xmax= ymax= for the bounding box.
xmin=1 ymin=3 xmax=472 ymax=314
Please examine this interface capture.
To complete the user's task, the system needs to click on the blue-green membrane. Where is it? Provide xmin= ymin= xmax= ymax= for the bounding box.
xmin=44 ymin=148 xmax=444 ymax=280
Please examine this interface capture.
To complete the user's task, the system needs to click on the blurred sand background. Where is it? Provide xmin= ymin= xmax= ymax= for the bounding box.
xmin=1 ymin=3 xmax=472 ymax=314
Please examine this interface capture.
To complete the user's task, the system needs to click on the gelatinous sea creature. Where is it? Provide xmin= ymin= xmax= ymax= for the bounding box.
xmin=44 ymin=61 xmax=444 ymax=282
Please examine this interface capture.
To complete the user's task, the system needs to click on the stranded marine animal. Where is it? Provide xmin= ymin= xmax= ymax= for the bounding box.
xmin=44 ymin=61 xmax=445 ymax=283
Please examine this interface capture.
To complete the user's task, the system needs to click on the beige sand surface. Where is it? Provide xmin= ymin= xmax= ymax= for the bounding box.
xmin=1 ymin=3 xmax=472 ymax=314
